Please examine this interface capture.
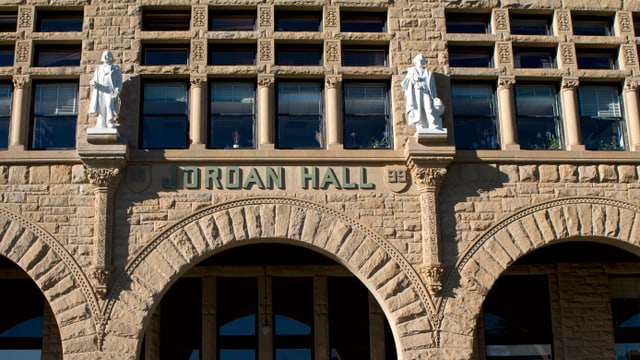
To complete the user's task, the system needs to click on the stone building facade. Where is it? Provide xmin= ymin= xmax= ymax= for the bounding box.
xmin=0 ymin=0 xmax=639 ymax=359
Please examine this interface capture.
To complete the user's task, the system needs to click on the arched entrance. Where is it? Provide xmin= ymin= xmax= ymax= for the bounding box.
xmin=0 ymin=256 xmax=62 ymax=359
xmin=476 ymin=241 xmax=640 ymax=360
xmin=140 ymin=243 xmax=397 ymax=360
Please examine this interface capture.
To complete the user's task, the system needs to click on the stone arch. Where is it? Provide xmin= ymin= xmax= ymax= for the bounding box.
xmin=0 ymin=206 xmax=100 ymax=355
xmin=103 ymin=197 xmax=436 ymax=359
xmin=438 ymin=196 xmax=640 ymax=354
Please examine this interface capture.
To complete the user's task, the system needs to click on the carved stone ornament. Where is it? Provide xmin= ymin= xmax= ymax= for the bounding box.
xmin=259 ymin=6 xmax=272 ymax=27
xmin=562 ymin=77 xmax=579 ymax=89
xmin=325 ymin=8 xmax=338 ymax=28
xmin=623 ymin=45 xmax=638 ymax=66
xmin=193 ymin=6 xmax=206 ymax=28
xmin=619 ymin=12 xmax=632 ymax=33
xmin=259 ymin=40 xmax=272 ymax=62
xmin=560 ymin=43 xmax=574 ymax=65
xmin=258 ymin=75 xmax=274 ymax=88
xmin=325 ymin=76 xmax=341 ymax=89
xmin=412 ymin=167 xmax=447 ymax=189
xmin=423 ymin=264 xmax=445 ymax=294
xmin=494 ymin=10 xmax=508 ymax=31
xmin=624 ymin=78 xmax=640 ymax=92
xmin=13 ymin=75 xmax=30 ymax=90
xmin=497 ymin=43 xmax=512 ymax=64
xmin=15 ymin=41 xmax=30 ymax=63
xmin=18 ymin=8 xmax=32 ymax=28
xmin=498 ymin=76 xmax=516 ymax=89
xmin=325 ymin=41 xmax=340 ymax=63
xmin=557 ymin=11 xmax=571 ymax=32
xmin=192 ymin=40 xmax=206 ymax=63
xmin=85 ymin=166 xmax=121 ymax=188
xmin=91 ymin=267 xmax=112 ymax=298
xmin=190 ymin=76 xmax=207 ymax=88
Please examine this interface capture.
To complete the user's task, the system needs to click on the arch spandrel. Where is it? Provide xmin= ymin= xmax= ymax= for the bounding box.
xmin=438 ymin=196 xmax=640 ymax=350
xmin=0 ymin=206 xmax=100 ymax=354
xmin=103 ymin=197 xmax=437 ymax=358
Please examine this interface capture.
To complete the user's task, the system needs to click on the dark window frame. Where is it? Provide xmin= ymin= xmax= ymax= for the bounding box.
xmin=34 ymin=44 xmax=81 ymax=67
xmin=576 ymin=48 xmax=618 ymax=69
xmin=577 ymin=84 xmax=625 ymax=150
xmin=0 ymin=83 xmax=11 ymax=150
xmin=208 ymin=80 xmax=256 ymax=149
xmin=0 ymin=45 xmax=14 ymax=67
xmin=276 ymin=81 xmax=324 ymax=149
xmin=343 ymin=81 xmax=391 ymax=149
xmin=142 ymin=9 xmax=191 ymax=31
xmin=209 ymin=43 xmax=256 ymax=66
xmin=141 ymin=44 xmax=190 ymax=66
xmin=275 ymin=10 xmax=322 ymax=32
xmin=514 ymin=84 xmax=562 ymax=150
xmin=514 ymin=48 xmax=555 ymax=68
xmin=451 ymin=83 xmax=499 ymax=150
xmin=275 ymin=44 xmax=323 ymax=66
xmin=509 ymin=13 xmax=552 ymax=35
xmin=572 ymin=15 xmax=614 ymax=36
xmin=35 ymin=10 xmax=83 ymax=32
xmin=0 ymin=12 xmax=17 ymax=32
xmin=610 ymin=276 xmax=640 ymax=360
xmin=445 ymin=12 xmax=490 ymax=34
xmin=341 ymin=45 xmax=388 ymax=67
xmin=448 ymin=46 xmax=494 ymax=68
xmin=209 ymin=10 xmax=256 ymax=31
xmin=140 ymin=80 xmax=190 ymax=150
xmin=340 ymin=11 xmax=386 ymax=32
xmin=29 ymin=81 xmax=78 ymax=150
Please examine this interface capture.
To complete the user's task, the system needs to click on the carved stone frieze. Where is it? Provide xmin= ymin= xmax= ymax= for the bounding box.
xmin=15 ymin=41 xmax=30 ymax=63
xmin=325 ymin=7 xmax=338 ymax=28
xmin=624 ymin=78 xmax=640 ymax=92
xmin=557 ymin=11 xmax=571 ymax=32
xmin=619 ymin=12 xmax=632 ymax=33
xmin=497 ymin=42 xmax=511 ymax=64
xmin=623 ymin=45 xmax=637 ymax=66
xmin=191 ymin=40 xmax=205 ymax=63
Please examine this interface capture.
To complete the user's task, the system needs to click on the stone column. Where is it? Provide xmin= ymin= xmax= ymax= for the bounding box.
xmin=561 ymin=77 xmax=584 ymax=150
xmin=258 ymin=75 xmax=275 ymax=149
xmin=325 ymin=75 xmax=342 ymax=149
xmin=624 ymin=78 xmax=640 ymax=150
xmin=408 ymin=160 xmax=448 ymax=294
xmin=497 ymin=76 xmax=518 ymax=150
xmin=85 ymin=165 xmax=122 ymax=299
xmin=9 ymin=75 xmax=30 ymax=149
xmin=190 ymin=76 xmax=207 ymax=148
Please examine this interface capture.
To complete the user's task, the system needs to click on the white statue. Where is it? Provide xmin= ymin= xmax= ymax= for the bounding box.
xmin=89 ymin=50 xmax=122 ymax=129
xmin=401 ymin=54 xmax=445 ymax=132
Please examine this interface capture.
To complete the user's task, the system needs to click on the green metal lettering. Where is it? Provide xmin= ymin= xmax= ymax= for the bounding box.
xmin=204 ymin=167 xmax=222 ymax=189
xmin=183 ymin=167 xmax=200 ymax=189
xmin=162 ymin=166 xmax=178 ymax=189
xmin=341 ymin=167 xmax=357 ymax=189
xmin=301 ymin=167 xmax=318 ymax=189
xmin=226 ymin=167 xmax=242 ymax=189
xmin=359 ymin=167 xmax=375 ymax=189
xmin=243 ymin=168 xmax=265 ymax=189
xmin=266 ymin=166 xmax=285 ymax=189
xmin=320 ymin=168 xmax=341 ymax=189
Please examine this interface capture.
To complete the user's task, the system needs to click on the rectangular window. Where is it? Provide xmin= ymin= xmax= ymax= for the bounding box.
xmin=342 ymin=46 xmax=387 ymax=67
xmin=210 ymin=10 xmax=255 ymax=31
xmin=34 ymin=44 xmax=81 ymax=67
xmin=340 ymin=11 xmax=386 ymax=32
xmin=573 ymin=16 xmax=613 ymax=36
xmin=0 ymin=12 xmax=17 ymax=32
xmin=277 ymin=82 xmax=323 ymax=149
xmin=272 ymin=277 xmax=314 ymax=360
xmin=578 ymin=85 xmax=624 ymax=150
xmin=141 ymin=81 xmax=189 ymax=149
xmin=610 ymin=276 xmax=640 ymax=360
xmin=510 ymin=14 xmax=551 ymax=35
xmin=515 ymin=85 xmax=561 ymax=150
xmin=142 ymin=44 xmax=189 ymax=66
xmin=451 ymin=84 xmax=499 ymax=149
xmin=209 ymin=81 xmax=255 ymax=149
xmin=142 ymin=9 xmax=190 ymax=31
xmin=514 ymin=48 xmax=555 ymax=68
xmin=0 ymin=84 xmax=11 ymax=150
xmin=276 ymin=44 xmax=322 ymax=66
xmin=36 ymin=10 xmax=83 ymax=32
xmin=448 ymin=47 xmax=493 ymax=67
xmin=276 ymin=11 xmax=322 ymax=31
xmin=209 ymin=44 xmax=256 ymax=65
xmin=445 ymin=13 xmax=489 ymax=34
xmin=483 ymin=276 xmax=553 ymax=360
xmin=217 ymin=277 xmax=258 ymax=360
xmin=576 ymin=49 xmax=617 ymax=69
xmin=31 ymin=82 xmax=77 ymax=150
xmin=343 ymin=82 xmax=390 ymax=149
xmin=0 ymin=45 xmax=13 ymax=67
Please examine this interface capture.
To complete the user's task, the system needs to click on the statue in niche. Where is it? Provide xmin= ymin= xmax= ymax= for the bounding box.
xmin=401 ymin=54 xmax=445 ymax=132
xmin=89 ymin=50 xmax=122 ymax=129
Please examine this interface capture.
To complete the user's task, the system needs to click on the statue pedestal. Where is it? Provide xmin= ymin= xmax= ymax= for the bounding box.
xmin=415 ymin=127 xmax=448 ymax=144
xmin=87 ymin=128 xmax=118 ymax=145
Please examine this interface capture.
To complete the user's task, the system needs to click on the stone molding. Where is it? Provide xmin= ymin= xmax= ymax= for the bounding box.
xmin=102 ymin=197 xmax=437 ymax=356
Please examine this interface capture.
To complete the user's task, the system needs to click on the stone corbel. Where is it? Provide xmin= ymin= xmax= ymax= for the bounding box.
xmin=78 ymin=145 xmax=127 ymax=299
xmin=406 ymin=143 xmax=454 ymax=295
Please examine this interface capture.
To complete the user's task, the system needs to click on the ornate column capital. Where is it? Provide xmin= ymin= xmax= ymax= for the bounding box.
xmin=561 ymin=77 xmax=579 ymax=89
xmin=498 ymin=76 xmax=516 ymax=89
xmin=625 ymin=78 xmax=640 ymax=92
xmin=190 ymin=75 xmax=207 ymax=88
xmin=422 ymin=264 xmax=446 ymax=294
xmin=325 ymin=75 xmax=342 ymax=89
xmin=85 ymin=166 xmax=122 ymax=188
xmin=258 ymin=74 xmax=275 ymax=88
xmin=13 ymin=75 xmax=30 ymax=89
xmin=412 ymin=166 xmax=447 ymax=189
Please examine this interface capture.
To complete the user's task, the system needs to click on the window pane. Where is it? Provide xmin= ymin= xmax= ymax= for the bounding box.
xmin=446 ymin=13 xmax=489 ymax=33
xmin=0 ymin=12 xmax=17 ymax=32
xmin=143 ymin=45 xmax=189 ymax=65
xmin=278 ymin=82 xmax=323 ymax=148
xmin=449 ymin=48 xmax=492 ymax=67
xmin=341 ymin=12 xmax=386 ymax=32
xmin=452 ymin=84 xmax=498 ymax=149
xmin=577 ymin=51 xmax=616 ymax=69
xmin=342 ymin=47 xmax=387 ymax=66
xmin=515 ymin=85 xmax=561 ymax=150
xmin=273 ymin=277 xmax=313 ymax=360
xmin=0 ymin=85 xmax=12 ymax=150
xmin=32 ymin=83 xmax=78 ymax=149
xmin=209 ymin=45 xmax=255 ymax=65
xmin=160 ymin=278 xmax=202 ymax=360
xmin=210 ymin=11 xmax=255 ymax=31
xmin=276 ymin=45 xmax=322 ymax=66
xmin=510 ymin=15 xmax=551 ymax=35
xmin=0 ymin=279 xmax=44 ymax=354
xmin=36 ymin=11 xmax=83 ymax=32
xmin=578 ymin=86 xmax=624 ymax=150
xmin=217 ymin=277 xmax=258 ymax=359
xmin=34 ymin=45 xmax=81 ymax=67
xmin=142 ymin=82 xmax=189 ymax=149
xmin=573 ymin=17 xmax=612 ymax=36
xmin=142 ymin=10 xmax=190 ymax=31
xmin=514 ymin=50 xmax=554 ymax=68
xmin=276 ymin=11 xmax=322 ymax=31
xmin=210 ymin=82 xmax=255 ymax=149
xmin=343 ymin=83 xmax=390 ymax=149
xmin=0 ymin=46 xmax=13 ymax=67
xmin=610 ymin=276 xmax=640 ymax=360
xmin=328 ymin=277 xmax=370 ymax=359
xmin=483 ymin=276 xmax=553 ymax=360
